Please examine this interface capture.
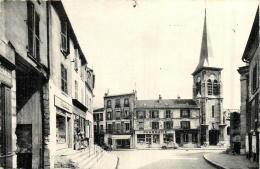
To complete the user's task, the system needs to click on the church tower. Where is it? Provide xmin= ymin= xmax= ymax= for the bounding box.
xmin=192 ymin=9 xmax=225 ymax=146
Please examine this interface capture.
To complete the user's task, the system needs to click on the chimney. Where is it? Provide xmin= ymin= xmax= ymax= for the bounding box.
xmin=159 ymin=94 xmax=162 ymax=103
xmin=177 ymin=95 xmax=181 ymax=100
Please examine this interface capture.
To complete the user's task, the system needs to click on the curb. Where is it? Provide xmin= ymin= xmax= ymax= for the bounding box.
xmin=203 ymin=154 xmax=227 ymax=169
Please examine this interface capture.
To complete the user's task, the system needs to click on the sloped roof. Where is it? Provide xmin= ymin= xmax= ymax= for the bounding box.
xmin=192 ymin=9 xmax=222 ymax=75
xmin=136 ymin=99 xmax=198 ymax=109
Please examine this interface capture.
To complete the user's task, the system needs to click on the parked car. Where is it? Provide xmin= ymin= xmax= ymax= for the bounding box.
xmin=162 ymin=141 xmax=179 ymax=149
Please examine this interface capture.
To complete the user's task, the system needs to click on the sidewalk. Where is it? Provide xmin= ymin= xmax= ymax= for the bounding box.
xmin=113 ymin=146 xmax=226 ymax=151
xmin=204 ymin=152 xmax=259 ymax=169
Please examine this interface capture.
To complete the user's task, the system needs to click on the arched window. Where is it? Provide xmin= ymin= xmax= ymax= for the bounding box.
xmin=213 ymin=80 xmax=219 ymax=95
xmin=207 ymin=79 xmax=212 ymax=95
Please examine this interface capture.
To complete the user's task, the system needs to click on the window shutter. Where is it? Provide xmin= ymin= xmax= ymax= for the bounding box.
xmin=27 ymin=2 xmax=34 ymax=55
xmin=61 ymin=22 xmax=67 ymax=52
xmin=35 ymin=12 xmax=40 ymax=60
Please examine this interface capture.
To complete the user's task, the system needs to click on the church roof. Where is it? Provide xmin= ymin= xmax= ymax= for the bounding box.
xmin=192 ymin=10 xmax=222 ymax=75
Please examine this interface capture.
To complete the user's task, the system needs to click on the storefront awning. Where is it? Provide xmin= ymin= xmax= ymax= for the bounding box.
xmin=111 ymin=135 xmax=131 ymax=139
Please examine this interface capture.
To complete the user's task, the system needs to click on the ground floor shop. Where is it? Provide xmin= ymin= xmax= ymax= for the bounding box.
xmin=135 ymin=130 xmax=176 ymax=148
xmin=104 ymin=134 xmax=134 ymax=149
xmin=175 ymin=129 xmax=200 ymax=148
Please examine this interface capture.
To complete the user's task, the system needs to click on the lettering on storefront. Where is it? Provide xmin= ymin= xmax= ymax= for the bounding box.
xmin=143 ymin=130 xmax=166 ymax=134
xmin=55 ymin=95 xmax=72 ymax=112
xmin=0 ymin=65 xmax=12 ymax=85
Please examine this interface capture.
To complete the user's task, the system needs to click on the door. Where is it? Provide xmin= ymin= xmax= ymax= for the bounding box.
xmin=209 ymin=130 xmax=219 ymax=145
xmin=146 ymin=135 xmax=151 ymax=148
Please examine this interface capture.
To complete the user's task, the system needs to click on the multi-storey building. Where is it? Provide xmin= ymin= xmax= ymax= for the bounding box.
xmin=240 ymin=7 xmax=259 ymax=163
xmin=103 ymin=91 xmax=137 ymax=149
xmin=0 ymin=1 xmax=95 ymax=168
xmin=191 ymin=9 xmax=225 ymax=146
xmin=134 ymin=95 xmax=200 ymax=148
xmin=93 ymin=108 xmax=105 ymax=145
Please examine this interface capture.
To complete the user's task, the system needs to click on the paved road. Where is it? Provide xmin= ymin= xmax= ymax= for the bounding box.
xmin=111 ymin=149 xmax=222 ymax=169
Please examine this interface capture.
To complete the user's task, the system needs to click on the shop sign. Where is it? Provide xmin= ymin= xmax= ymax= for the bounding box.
xmin=55 ymin=95 xmax=72 ymax=112
xmin=143 ymin=130 xmax=166 ymax=134
xmin=0 ymin=65 xmax=12 ymax=85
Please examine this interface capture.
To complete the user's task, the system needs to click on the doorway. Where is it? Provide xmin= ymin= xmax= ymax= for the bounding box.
xmin=146 ymin=135 xmax=151 ymax=148
xmin=209 ymin=130 xmax=219 ymax=145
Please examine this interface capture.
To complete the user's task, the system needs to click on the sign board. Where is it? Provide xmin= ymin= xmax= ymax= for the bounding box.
xmin=135 ymin=130 xmax=175 ymax=134
xmin=0 ymin=65 xmax=12 ymax=85
xmin=55 ymin=95 xmax=72 ymax=112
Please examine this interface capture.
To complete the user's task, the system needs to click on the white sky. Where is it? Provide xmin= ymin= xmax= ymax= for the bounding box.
xmin=63 ymin=0 xmax=258 ymax=110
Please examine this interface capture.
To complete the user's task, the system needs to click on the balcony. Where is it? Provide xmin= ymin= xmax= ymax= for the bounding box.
xmin=101 ymin=129 xmax=133 ymax=134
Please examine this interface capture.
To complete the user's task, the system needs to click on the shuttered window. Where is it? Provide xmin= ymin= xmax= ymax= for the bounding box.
xmin=27 ymin=2 xmax=40 ymax=61
xmin=181 ymin=121 xmax=190 ymax=129
xmin=61 ymin=64 xmax=68 ymax=94
xmin=75 ymin=81 xmax=78 ymax=99
xmin=164 ymin=121 xmax=173 ymax=129
xmin=252 ymin=65 xmax=258 ymax=93
xmin=61 ymin=22 xmax=67 ymax=52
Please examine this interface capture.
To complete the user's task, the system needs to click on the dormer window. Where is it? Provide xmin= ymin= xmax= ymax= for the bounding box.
xmin=124 ymin=99 xmax=129 ymax=107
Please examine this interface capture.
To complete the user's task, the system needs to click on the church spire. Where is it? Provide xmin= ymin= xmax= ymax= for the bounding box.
xmin=192 ymin=5 xmax=216 ymax=75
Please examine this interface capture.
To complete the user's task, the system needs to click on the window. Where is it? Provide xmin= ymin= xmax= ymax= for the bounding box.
xmin=150 ymin=111 xmax=159 ymax=118
xmin=100 ymin=125 xmax=103 ymax=131
xmin=107 ymin=100 xmax=111 ymax=108
xmin=124 ymin=99 xmax=129 ymax=107
xmin=115 ymin=99 xmax=120 ymax=108
xmin=116 ymin=111 xmax=120 ymax=120
xmin=124 ymin=110 xmax=129 ymax=118
xmin=138 ymin=111 xmax=144 ymax=119
xmin=116 ymin=123 xmax=121 ymax=132
xmin=212 ymin=105 xmax=214 ymax=117
xmin=227 ymin=126 xmax=230 ymax=135
xmin=61 ymin=21 xmax=69 ymax=55
xmin=153 ymin=134 xmax=160 ymax=144
xmin=180 ymin=109 xmax=190 ymax=118
xmin=164 ymin=121 xmax=173 ymax=129
xmin=107 ymin=112 xmax=111 ymax=120
xmin=27 ymin=1 xmax=40 ymax=61
xmin=94 ymin=125 xmax=97 ymax=132
xmin=152 ymin=122 xmax=159 ymax=129
xmin=125 ymin=123 xmax=130 ymax=131
xmin=192 ymin=134 xmax=197 ymax=143
xmin=107 ymin=124 xmax=112 ymax=132
xmin=100 ymin=113 xmax=103 ymax=121
xmin=75 ymin=81 xmax=78 ymax=99
xmin=165 ymin=110 xmax=171 ymax=118
xmin=61 ymin=64 xmax=68 ymax=93
xmin=213 ymin=80 xmax=219 ymax=95
xmin=139 ymin=122 xmax=144 ymax=130
xmin=137 ymin=135 xmax=145 ymax=143
xmin=181 ymin=121 xmax=190 ymax=129
xmin=74 ymin=50 xmax=78 ymax=71
xmin=252 ymin=65 xmax=257 ymax=93
xmin=207 ymin=79 xmax=212 ymax=95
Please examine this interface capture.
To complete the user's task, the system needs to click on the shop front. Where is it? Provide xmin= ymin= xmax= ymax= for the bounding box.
xmin=135 ymin=130 xmax=175 ymax=148
xmin=175 ymin=129 xmax=200 ymax=148
xmin=111 ymin=135 xmax=132 ymax=149
xmin=55 ymin=96 xmax=73 ymax=150
xmin=72 ymin=99 xmax=88 ymax=150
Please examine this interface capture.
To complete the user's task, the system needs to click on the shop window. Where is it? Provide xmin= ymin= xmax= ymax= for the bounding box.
xmin=165 ymin=110 xmax=171 ymax=118
xmin=164 ymin=121 xmax=173 ymax=129
xmin=116 ymin=111 xmax=121 ymax=120
xmin=56 ymin=115 xmax=66 ymax=144
xmin=107 ymin=100 xmax=111 ymax=108
xmin=252 ymin=64 xmax=258 ymax=93
xmin=115 ymin=99 xmax=120 ymax=108
xmin=139 ymin=122 xmax=144 ymax=130
xmin=183 ymin=133 xmax=188 ymax=143
xmin=107 ymin=112 xmax=111 ymax=120
xmin=61 ymin=64 xmax=68 ymax=94
xmin=192 ymin=134 xmax=197 ymax=143
xmin=150 ymin=111 xmax=159 ymax=118
xmin=152 ymin=122 xmax=159 ymax=129
xmin=75 ymin=81 xmax=78 ymax=99
xmin=180 ymin=109 xmax=190 ymax=118
xmin=27 ymin=1 xmax=40 ymax=61
xmin=207 ymin=79 xmax=212 ymax=95
xmin=213 ymin=80 xmax=219 ymax=95
xmin=125 ymin=123 xmax=130 ymax=131
xmin=153 ymin=135 xmax=160 ymax=144
xmin=124 ymin=98 xmax=129 ymax=107
xmin=163 ymin=134 xmax=174 ymax=143
xmin=137 ymin=135 xmax=145 ymax=144
xmin=181 ymin=121 xmax=190 ymax=129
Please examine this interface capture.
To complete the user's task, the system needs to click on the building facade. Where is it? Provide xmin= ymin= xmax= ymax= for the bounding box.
xmin=93 ymin=108 xmax=105 ymax=145
xmin=240 ymin=7 xmax=259 ymax=163
xmin=192 ymin=9 xmax=225 ymax=146
xmin=103 ymin=91 xmax=136 ymax=149
xmin=0 ymin=1 xmax=95 ymax=168
xmin=134 ymin=95 xmax=200 ymax=148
